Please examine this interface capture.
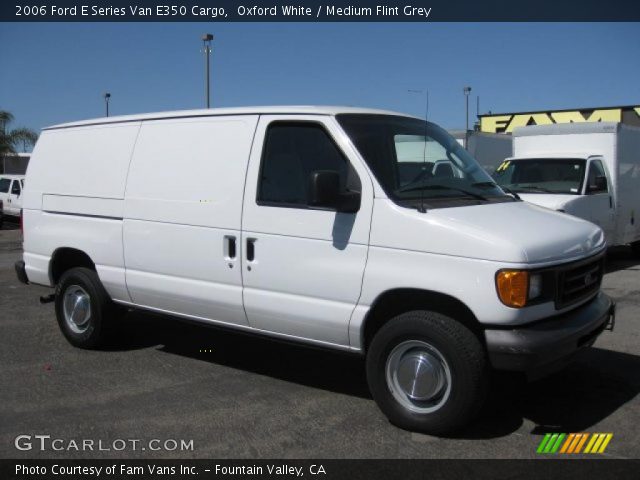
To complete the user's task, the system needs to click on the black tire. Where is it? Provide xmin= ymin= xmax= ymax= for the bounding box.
xmin=54 ymin=267 xmax=120 ymax=349
xmin=366 ymin=310 xmax=488 ymax=435
xmin=631 ymin=241 xmax=640 ymax=257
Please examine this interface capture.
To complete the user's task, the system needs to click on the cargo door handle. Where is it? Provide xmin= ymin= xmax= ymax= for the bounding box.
xmin=246 ymin=238 xmax=256 ymax=262
xmin=224 ymin=235 xmax=237 ymax=260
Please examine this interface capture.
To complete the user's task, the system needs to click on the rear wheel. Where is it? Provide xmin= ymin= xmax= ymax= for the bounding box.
xmin=54 ymin=267 xmax=120 ymax=349
xmin=366 ymin=310 xmax=487 ymax=435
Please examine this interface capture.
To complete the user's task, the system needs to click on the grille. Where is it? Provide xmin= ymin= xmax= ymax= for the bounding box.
xmin=556 ymin=254 xmax=605 ymax=309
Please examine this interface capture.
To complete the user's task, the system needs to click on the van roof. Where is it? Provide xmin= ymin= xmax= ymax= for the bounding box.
xmin=45 ymin=106 xmax=416 ymax=130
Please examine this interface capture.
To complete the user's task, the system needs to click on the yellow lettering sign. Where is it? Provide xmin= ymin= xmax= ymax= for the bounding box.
xmin=481 ymin=107 xmax=635 ymax=134
xmin=506 ymin=113 xmax=553 ymax=133
xmin=585 ymin=109 xmax=622 ymax=122
xmin=480 ymin=115 xmax=512 ymax=133
xmin=551 ymin=111 xmax=589 ymax=123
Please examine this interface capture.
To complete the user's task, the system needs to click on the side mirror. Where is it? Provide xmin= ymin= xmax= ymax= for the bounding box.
xmin=588 ymin=175 xmax=607 ymax=193
xmin=309 ymin=170 xmax=360 ymax=213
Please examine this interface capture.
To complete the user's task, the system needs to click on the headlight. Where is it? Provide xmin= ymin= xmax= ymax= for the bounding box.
xmin=529 ymin=273 xmax=542 ymax=300
xmin=496 ymin=270 xmax=552 ymax=308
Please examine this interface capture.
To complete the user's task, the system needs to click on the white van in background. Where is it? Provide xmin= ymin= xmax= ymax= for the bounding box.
xmin=0 ymin=174 xmax=25 ymax=217
xmin=16 ymin=107 xmax=614 ymax=434
xmin=492 ymin=122 xmax=640 ymax=252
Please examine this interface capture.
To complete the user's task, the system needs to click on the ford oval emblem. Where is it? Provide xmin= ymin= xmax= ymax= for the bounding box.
xmin=584 ymin=273 xmax=595 ymax=286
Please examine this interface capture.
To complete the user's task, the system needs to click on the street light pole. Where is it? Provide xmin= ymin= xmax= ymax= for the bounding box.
xmin=103 ymin=92 xmax=111 ymax=117
xmin=202 ymin=34 xmax=214 ymax=108
xmin=463 ymin=86 xmax=472 ymax=148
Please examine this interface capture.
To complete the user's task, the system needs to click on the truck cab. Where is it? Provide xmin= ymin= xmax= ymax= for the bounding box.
xmin=493 ymin=154 xmax=616 ymax=243
xmin=0 ymin=174 xmax=25 ymax=217
xmin=492 ymin=122 xmax=640 ymax=250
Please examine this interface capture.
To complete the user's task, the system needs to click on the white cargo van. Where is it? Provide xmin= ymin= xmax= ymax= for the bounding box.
xmin=492 ymin=122 xmax=640 ymax=252
xmin=0 ymin=174 xmax=25 ymax=217
xmin=16 ymin=107 xmax=614 ymax=434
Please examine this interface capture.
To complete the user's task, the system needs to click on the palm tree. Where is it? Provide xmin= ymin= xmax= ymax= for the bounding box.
xmin=0 ymin=109 xmax=38 ymax=155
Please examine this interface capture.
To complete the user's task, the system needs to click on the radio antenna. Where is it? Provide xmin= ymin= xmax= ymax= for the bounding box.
xmin=418 ymin=90 xmax=429 ymax=213
xmin=408 ymin=89 xmax=430 ymax=213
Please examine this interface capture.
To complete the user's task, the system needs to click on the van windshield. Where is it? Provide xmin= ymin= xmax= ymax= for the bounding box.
xmin=492 ymin=158 xmax=586 ymax=195
xmin=337 ymin=114 xmax=510 ymax=209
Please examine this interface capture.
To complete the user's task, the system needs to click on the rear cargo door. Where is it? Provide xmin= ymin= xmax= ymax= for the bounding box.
xmin=124 ymin=115 xmax=259 ymax=327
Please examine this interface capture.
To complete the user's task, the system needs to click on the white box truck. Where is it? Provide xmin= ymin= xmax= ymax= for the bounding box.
xmin=16 ymin=107 xmax=614 ymax=434
xmin=492 ymin=122 xmax=640 ymax=252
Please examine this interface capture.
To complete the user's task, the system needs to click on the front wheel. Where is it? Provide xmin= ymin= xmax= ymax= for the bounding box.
xmin=54 ymin=267 xmax=120 ymax=349
xmin=366 ymin=311 xmax=488 ymax=435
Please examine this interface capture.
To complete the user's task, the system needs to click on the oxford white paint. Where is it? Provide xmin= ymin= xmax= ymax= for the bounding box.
xmin=21 ymin=107 xmax=610 ymax=353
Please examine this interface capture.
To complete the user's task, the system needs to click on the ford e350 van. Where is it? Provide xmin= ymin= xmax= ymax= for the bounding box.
xmin=15 ymin=107 xmax=615 ymax=434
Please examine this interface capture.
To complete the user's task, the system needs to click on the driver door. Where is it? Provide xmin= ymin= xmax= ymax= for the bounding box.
xmin=240 ymin=116 xmax=374 ymax=347
xmin=584 ymin=158 xmax=615 ymax=243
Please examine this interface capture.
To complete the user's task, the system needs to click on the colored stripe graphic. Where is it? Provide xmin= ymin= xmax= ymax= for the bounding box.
xmin=537 ymin=433 xmax=613 ymax=454
xmin=574 ymin=433 xmax=589 ymax=453
xmin=597 ymin=434 xmax=613 ymax=453
xmin=537 ymin=434 xmax=552 ymax=453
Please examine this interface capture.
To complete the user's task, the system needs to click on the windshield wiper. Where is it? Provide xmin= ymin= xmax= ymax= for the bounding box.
xmin=472 ymin=181 xmax=521 ymax=200
xmin=513 ymin=185 xmax=554 ymax=193
xmin=397 ymin=183 xmax=488 ymax=201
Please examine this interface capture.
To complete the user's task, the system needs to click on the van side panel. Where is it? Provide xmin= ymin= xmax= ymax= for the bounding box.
xmin=616 ymin=126 xmax=640 ymax=245
xmin=24 ymin=124 xmax=141 ymax=202
xmin=22 ymin=123 xmax=141 ymax=298
xmin=123 ymin=116 xmax=259 ymax=326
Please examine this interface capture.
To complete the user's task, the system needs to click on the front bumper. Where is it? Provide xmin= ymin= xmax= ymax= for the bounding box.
xmin=485 ymin=292 xmax=614 ymax=376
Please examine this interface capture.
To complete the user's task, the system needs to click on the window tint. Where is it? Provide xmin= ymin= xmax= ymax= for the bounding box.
xmin=0 ymin=178 xmax=10 ymax=193
xmin=11 ymin=180 xmax=21 ymax=195
xmin=587 ymin=160 xmax=608 ymax=194
xmin=258 ymin=123 xmax=360 ymax=207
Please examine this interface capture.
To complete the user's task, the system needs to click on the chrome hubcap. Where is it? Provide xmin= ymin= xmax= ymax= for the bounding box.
xmin=386 ymin=340 xmax=451 ymax=413
xmin=62 ymin=285 xmax=92 ymax=334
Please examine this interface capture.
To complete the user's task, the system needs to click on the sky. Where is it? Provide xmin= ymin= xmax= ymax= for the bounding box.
xmin=0 ymin=22 xmax=639 ymax=136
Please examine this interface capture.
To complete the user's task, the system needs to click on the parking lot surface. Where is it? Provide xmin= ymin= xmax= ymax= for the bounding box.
xmin=1 ymin=223 xmax=639 ymax=459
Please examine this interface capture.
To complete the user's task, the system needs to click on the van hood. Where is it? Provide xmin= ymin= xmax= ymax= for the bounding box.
xmin=517 ymin=193 xmax=578 ymax=212
xmin=372 ymin=199 xmax=605 ymax=264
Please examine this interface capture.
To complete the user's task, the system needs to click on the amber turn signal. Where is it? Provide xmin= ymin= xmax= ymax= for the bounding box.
xmin=496 ymin=270 xmax=529 ymax=308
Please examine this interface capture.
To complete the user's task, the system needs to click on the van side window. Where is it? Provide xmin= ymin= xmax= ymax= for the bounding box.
xmin=11 ymin=180 xmax=21 ymax=195
xmin=0 ymin=178 xmax=10 ymax=193
xmin=257 ymin=123 xmax=360 ymax=208
xmin=586 ymin=160 xmax=608 ymax=194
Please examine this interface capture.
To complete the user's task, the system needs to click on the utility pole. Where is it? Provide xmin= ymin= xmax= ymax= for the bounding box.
xmin=202 ymin=34 xmax=214 ymax=108
xmin=103 ymin=92 xmax=111 ymax=117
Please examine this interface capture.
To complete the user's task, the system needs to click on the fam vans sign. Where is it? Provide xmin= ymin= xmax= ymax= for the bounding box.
xmin=479 ymin=105 xmax=640 ymax=134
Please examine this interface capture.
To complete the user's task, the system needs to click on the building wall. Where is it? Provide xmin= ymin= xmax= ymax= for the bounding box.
xmin=1 ymin=155 xmax=30 ymax=175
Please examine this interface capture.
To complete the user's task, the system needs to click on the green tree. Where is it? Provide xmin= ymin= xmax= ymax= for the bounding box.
xmin=0 ymin=109 xmax=38 ymax=155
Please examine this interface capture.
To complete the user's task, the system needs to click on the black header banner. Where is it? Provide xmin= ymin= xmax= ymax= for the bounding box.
xmin=3 ymin=459 xmax=640 ymax=480
xmin=3 ymin=0 xmax=640 ymax=22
